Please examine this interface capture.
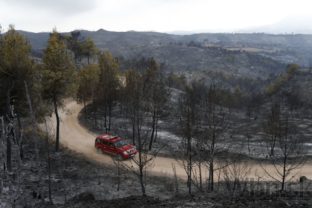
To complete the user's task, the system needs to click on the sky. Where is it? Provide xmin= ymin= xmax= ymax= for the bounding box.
xmin=1 ymin=0 xmax=312 ymax=33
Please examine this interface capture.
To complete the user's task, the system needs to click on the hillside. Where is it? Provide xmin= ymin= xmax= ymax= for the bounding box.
xmin=17 ymin=30 xmax=298 ymax=79
xmin=184 ymin=33 xmax=312 ymax=66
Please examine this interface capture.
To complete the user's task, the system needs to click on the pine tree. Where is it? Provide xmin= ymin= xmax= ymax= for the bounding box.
xmin=95 ymin=51 xmax=120 ymax=132
xmin=42 ymin=30 xmax=76 ymax=151
xmin=0 ymin=25 xmax=34 ymax=115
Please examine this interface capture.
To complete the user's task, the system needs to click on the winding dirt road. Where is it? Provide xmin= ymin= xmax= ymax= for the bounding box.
xmin=47 ymin=101 xmax=312 ymax=180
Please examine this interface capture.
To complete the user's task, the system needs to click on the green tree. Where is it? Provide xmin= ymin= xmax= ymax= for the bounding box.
xmin=77 ymin=64 xmax=100 ymax=112
xmin=81 ymin=37 xmax=97 ymax=64
xmin=0 ymin=25 xmax=34 ymax=116
xmin=0 ymin=25 xmax=36 ymax=172
xmin=64 ymin=32 xmax=97 ymax=65
xmin=65 ymin=31 xmax=83 ymax=64
xmin=95 ymin=51 xmax=120 ymax=132
xmin=42 ymin=30 xmax=76 ymax=152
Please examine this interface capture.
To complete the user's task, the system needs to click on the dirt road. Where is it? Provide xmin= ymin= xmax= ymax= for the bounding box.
xmin=47 ymin=101 xmax=312 ymax=181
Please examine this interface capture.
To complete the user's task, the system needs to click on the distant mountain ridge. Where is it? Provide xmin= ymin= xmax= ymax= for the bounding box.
xmin=17 ymin=29 xmax=312 ymax=78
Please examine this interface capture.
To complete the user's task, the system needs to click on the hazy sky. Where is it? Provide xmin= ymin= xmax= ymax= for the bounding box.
xmin=1 ymin=0 xmax=312 ymax=33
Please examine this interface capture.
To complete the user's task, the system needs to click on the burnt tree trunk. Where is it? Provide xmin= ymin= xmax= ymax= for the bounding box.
xmin=281 ymin=142 xmax=288 ymax=192
xmin=137 ymin=131 xmax=146 ymax=196
xmin=0 ymin=117 xmax=5 ymax=173
xmin=187 ymin=113 xmax=192 ymax=195
xmin=131 ymin=113 xmax=136 ymax=145
xmin=148 ymin=108 xmax=157 ymax=150
xmin=209 ymin=159 xmax=214 ymax=192
xmin=108 ymin=103 xmax=112 ymax=132
xmin=53 ymin=96 xmax=60 ymax=152
xmin=21 ymin=81 xmax=39 ymax=161
xmin=154 ymin=118 xmax=158 ymax=143
xmin=187 ymin=143 xmax=192 ymax=195
xmin=209 ymin=131 xmax=216 ymax=192
xmin=199 ymin=161 xmax=203 ymax=191
xmin=16 ymin=115 xmax=23 ymax=160
xmin=6 ymin=122 xmax=15 ymax=173
xmin=6 ymin=134 xmax=11 ymax=172
xmin=45 ymin=121 xmax=53 ymax=204
xmin=104 ymin=105 xmax=107 ymax=132
xmin=6 ymin=83 xmax=14 ymax=172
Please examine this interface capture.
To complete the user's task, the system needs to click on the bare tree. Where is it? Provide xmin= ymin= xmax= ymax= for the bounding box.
xmin=120 ymin=109 xmax=158 ymax=196
xmin=125 ymin=132 xmax=157 ymax=196
xmin=123 ymin=69 xmax=141 ymax=145
xmin=222 ymin=157 xmax=251 ymax=197
xmin=112 ymin=157 xmax=122 ymax=192
xmin=141 ymin=59 xmax=169 ymax=150
xmin=171 ymin=163 xmax=179 ymax=194
xmin=264 ymin=103 xmax=280 ymax=156
xmin=200 ymin=84 xmax=230 ymax=192
xmin=120 ymin=68 xmax=159 ymax=196
xmin=178 ymin=84 xmax=199 ymax=195
xmin=262 ymin=99 xmax=306 ymax=192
